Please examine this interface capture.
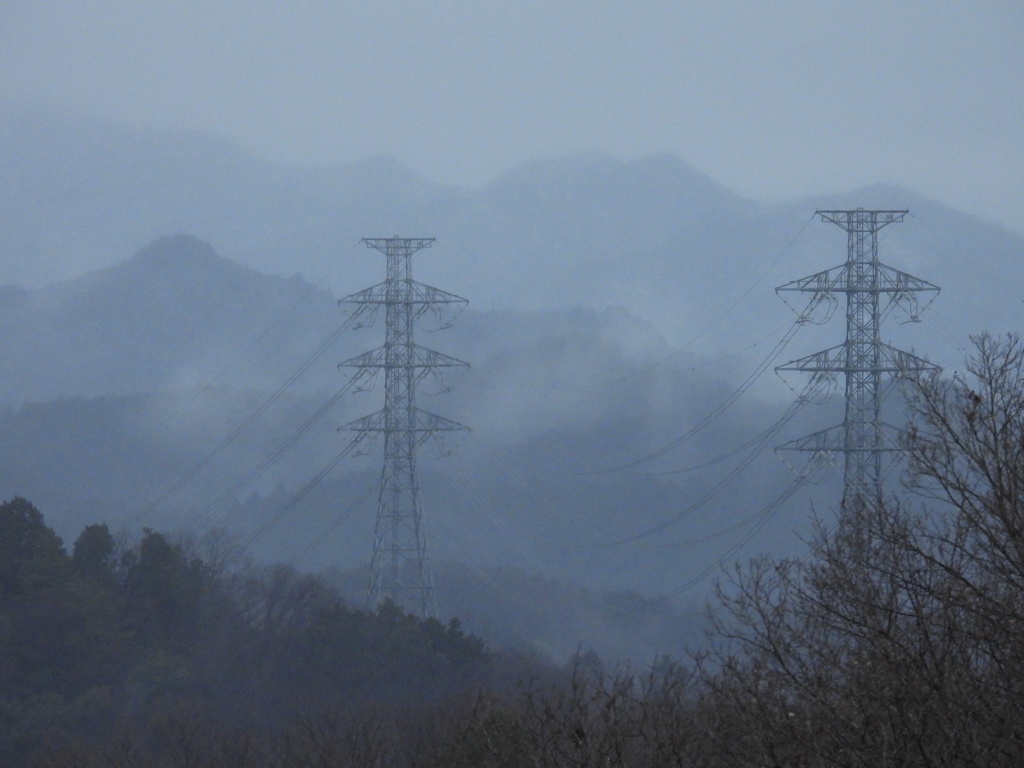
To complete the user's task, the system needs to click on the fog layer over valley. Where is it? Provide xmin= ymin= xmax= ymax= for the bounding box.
xmin=1 ymin=113 xmax=1019 ymax=661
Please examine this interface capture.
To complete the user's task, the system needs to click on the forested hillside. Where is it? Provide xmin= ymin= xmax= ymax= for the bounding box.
xmin=9 ymin=332 xmax=1024 ymax=767
xmin=0 ymin=497 xmax=498 ymax=765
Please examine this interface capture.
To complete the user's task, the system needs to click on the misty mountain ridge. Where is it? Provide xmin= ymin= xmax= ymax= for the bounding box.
xmin=2 ymin=109 xmax=1020 ymax=376
xmin=0 ymin=234 xmax=346 ymax=404
xmin=0 ymin=109 xmax=449 ymax=289
xmin=0 ymin=232 xmax=684 ymax=413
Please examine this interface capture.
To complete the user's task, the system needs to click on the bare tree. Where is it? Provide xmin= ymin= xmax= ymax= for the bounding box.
xmin=698 ymin=333 xmax=1024 ymax=767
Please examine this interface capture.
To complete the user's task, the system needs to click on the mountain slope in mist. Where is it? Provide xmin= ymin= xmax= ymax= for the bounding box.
xmin=0 ymin=110 xmax=444 ymax=289
xmin=0 ymin=235 xmax=840 ymax=661
xmin=0 ymin=234 xmax=347 ymax=404
xmin=2 ymin=109 xmax=1020 ymax=371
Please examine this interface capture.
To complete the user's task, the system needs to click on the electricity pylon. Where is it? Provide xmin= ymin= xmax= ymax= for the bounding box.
xmin=338 ymin=237 xmax=468 ymax=616
xmin=776 ymin=210 xmax=939 ymax=510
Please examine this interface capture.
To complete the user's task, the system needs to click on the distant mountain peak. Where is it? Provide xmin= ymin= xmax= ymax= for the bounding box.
xmin=629 ymin=152 xmax=731 ymax=188
xmin=128 ymin=234 xmax=221 ymax=270
xmin=493 ymin=151 xmax=629 ymax=185
xmin=486 ymin=150 xmax=742 ymax=212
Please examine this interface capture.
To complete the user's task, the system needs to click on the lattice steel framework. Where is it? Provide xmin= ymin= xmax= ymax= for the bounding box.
xmin=776 ymin=210 xmax=938 ymax=510
xmin=338 ymin=237 xmax=468 ymax=616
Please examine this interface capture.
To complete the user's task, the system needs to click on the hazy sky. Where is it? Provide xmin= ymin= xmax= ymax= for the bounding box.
xmin=3 ymin=1 xmax=1023 ymax=232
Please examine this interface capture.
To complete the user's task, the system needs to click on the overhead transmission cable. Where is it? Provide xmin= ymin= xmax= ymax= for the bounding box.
xmin=403 ymin=215 xmax=816 ymax=614
xmin=433 ymin=440 xmax=808 ymax=620
xmin=130 ymin=311 xmax=359 ymax=525
xmin=287 ymin=429 xmax=584 ymax=612
xmin=241 ymin=433 xmax=372 ymax=549
xmin=424 ymin=466 xmax=649 ymax=618
xmin=180 ymin=375 xmax=362 ymax=533
xmin=489 ymin=213 xmax=817 ymax=398
xmin=673 ymin=212 xmax=816 ymax=353
xmin=463 ymin=434 xmax=581 ymax=528
xmin=138 ymin=245 xmax=354 ymax=438
xmin=430 ymin=453 xmax=594 ymax=601
xmin=583 ymin=378 xmax=815 ymax=549
xmin=421 ymin=511 xmax=578 ymax=615
xmin=641 ymin=411 xmax=805 ymax=478
xmin=633 ymin=472 xmax=811 ymax=611
xmin=288 ymin=481 xmax=380 ymax=567
xmin=559 ymin=213 xmax=817 ymax=393
xmin=584 ymin=318 xmax=803 ymax=475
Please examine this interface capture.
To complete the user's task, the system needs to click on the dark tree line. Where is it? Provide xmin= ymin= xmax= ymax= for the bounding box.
xmin=7 ymin=332 xmax=1024 ymax=766
xmin=0 ymin=502 xmax=493 ymax=765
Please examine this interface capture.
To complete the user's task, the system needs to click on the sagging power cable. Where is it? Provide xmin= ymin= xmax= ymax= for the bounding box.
xmin=289 ymin=482 xmax=380 ymax=567
xmin=635 ymin=471 xmax=811 ymax=611
xmin=584 ymin=319 xmax=803 ymax=475
xmin=181 ymin=376 xmax=362 ymax=533
xmin=242 ymin=433 xmax=371 ymax=549
xmin=582 ymin=382 xmax=812 ymax=549
xmin=130 ymin=312 xmax=358 ymax=525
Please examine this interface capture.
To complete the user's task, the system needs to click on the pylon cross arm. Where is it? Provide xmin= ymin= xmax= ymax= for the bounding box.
xmin=874 ymin=263 xmax=940 ymax=294
xmin=338 ymin=408 xmax=469 ymax=434
xmin=777 ymin=422 xmax=906 ymax=453
xmin=407 ymin=280 xmax=468 ymax=306
xmin=362 ymin=237 xmax=435 ymax=254
xmin=777 ymin=262 xmax=939 ymax=295
xmin=776 ymin=342 xmax=940 ymax=374
xmin=338 ymin=280 xmax=468 ymax=306
xmin=815 ymin=210 xmax=908 ymax=228
xmin=338 ymin=282 xmax=389 ymax=305
xmin=776 ymin=264 xmax=848 ymax=294
xmin=412 ymin=408 xmax=470 ymax=433
xmin=338 ymin=345 xmax=469 ymax=370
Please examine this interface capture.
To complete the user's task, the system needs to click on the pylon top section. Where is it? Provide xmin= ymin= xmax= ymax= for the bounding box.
xmin=815 ymin=209 xmax=908 ymax=231
xmin=340 ymin=238 xmax=466 ymax=310
xmin=777 ymin=209 xmax=938 ymax=314
xmin=362 ymin=237 xmax=435 ymax=254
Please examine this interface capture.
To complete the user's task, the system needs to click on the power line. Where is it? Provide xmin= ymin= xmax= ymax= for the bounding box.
xmin=545 ymin=213 xmax=817 ymax=393
xmin=181 ymin=377 xmax=361 ymax=533
xmin=128 ymin=313 xmax=359 ymax=526
xmin=583 ymin=379 xmax=815 ymax=549
xmin=128 ymin=244 xmax=355 ymax=444
xmin=635 ymin=472 xmax=811 ymax=610
xmin=674 ymin=212 xmax=816 ymax=353
xmin=287 ymin=482 xmax=379 ymax=567
xmin=584 ymin=318 xmax=804 ymax=475
xmin=242 ymin=434 xmax=371 ymax=549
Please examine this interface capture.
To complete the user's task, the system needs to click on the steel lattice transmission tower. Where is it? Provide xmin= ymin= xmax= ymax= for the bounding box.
xmin=776 ymin=210 xmax=939 ymax=510
xmin=338 ymin=237 xmax=468 ymax=616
